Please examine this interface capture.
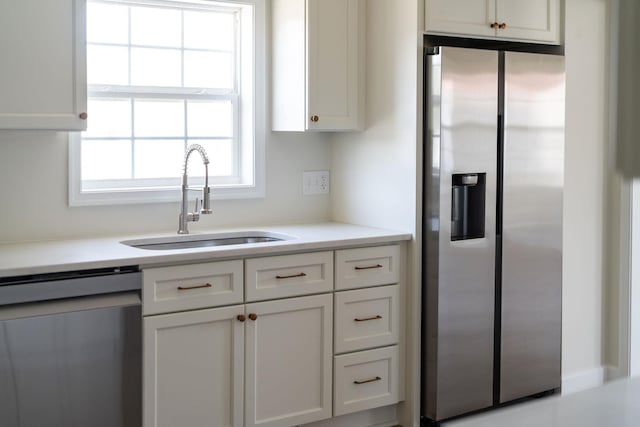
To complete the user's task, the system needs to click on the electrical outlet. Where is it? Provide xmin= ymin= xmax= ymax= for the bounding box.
xmin=303 ymin=171 xmax=330 ymax=195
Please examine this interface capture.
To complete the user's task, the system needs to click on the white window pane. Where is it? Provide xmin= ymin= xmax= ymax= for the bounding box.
xmin=82 ymin=140 xmax=132 ymax=180
xmin=134 ymin=100 xmax=184 ymax=137
xmin=131 ymin=48 xmax=182 ymax=87
xmin=193 ymin=140 xmax=234 ymax=177
xmin=184 ymin=11 xmax=235 ymax=51
xmin=87 ymin=2 xmax=128 ymax=44
xmin=187 ymin=101 xmax=233 ymax=137
xmin=84 ymin=99 xmax=132 ymax=138
xmin=87 ymin=45 xmax=129 ymax=85
xmin=134 ymin=139 xmax=183 ymax=178
xmin=131 ymin=6 xmax=181 ymax=48
xmin=184 ymin=51 xmax=233 ymax=89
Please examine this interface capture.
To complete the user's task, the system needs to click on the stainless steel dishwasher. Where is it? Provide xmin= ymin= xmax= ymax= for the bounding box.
xmin=0 ymin=266 xmax=142 ymax=427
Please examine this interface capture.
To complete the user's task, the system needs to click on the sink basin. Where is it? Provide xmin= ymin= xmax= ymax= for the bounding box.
xmin=121 ymin=231 xmax=295 ymax=251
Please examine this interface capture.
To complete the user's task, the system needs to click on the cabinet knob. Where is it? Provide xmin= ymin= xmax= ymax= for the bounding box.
xmin=310 ymin=115 xmax=319 ymax=123
xmin=248 ymin=313 xmax=258 ymax=321
xmin=237 ymin=314 xmax=246 ymax=322
xmin=79 ymin=112 xmax=88 ymax=120
xmin=490 ymin=22 xmax=499 ymax=29
xmin=499 ymin=22 xmax=507 ymax=29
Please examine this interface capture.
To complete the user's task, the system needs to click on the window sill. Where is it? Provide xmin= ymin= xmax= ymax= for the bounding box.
xmin=69 ymin=184 xmax=265 ymax=207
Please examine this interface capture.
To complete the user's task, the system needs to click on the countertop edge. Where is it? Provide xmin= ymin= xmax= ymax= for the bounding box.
xmin=0 ymin=222 xmax=413 ymax=278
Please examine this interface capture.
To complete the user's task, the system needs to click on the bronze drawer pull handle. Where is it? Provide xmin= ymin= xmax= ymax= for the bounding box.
xmin=248 ymin=313 xmax=258 ymax=321
xmin=276 ymin=272 xmax=307 ymax=279
xmin=354 ymin=315 xmax=383 ymax=322
xmin=490 ymin=22 xmax=499 ymax=29
xmin=354 ymin=376 xmax=381 ymax=385
xmin=237 ymin=314 xmax=246 ymax=322
xmin=499 ymin=22 xmax=507 ymax=29
xmin=177 ymin=283 xmax=212 ymax=291
xmin=354 ymin=264 xmax=383 ymax=270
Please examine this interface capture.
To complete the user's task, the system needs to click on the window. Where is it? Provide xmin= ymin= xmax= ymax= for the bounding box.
xmin=70 ymin=0 xmax=264 ymax=205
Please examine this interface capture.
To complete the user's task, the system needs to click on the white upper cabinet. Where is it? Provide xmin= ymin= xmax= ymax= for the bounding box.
xmin=0 ymin=0 xmax=87 ymax=130
xmin=272 ymin=0 xmax=364 ymax=131
xmin=425 ymin=0 xmax=561 ymax=44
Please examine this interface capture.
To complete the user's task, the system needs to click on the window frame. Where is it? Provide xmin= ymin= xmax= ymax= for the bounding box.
xmin=69 ymin=0 xmax=265 ymax=206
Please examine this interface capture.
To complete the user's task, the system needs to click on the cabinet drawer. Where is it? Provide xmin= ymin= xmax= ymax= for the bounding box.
xmin=333 ymin=346 xmax=400 ymax=416
xmin=245 ymin=251 xmax=333 ymax=301
xmin=142 ymin=260 xmax=243 ymax=315
xmin=335 ymin=284 xmax=399 ymax=353
xmin=335 ymin=245 xmax=400 ymax=290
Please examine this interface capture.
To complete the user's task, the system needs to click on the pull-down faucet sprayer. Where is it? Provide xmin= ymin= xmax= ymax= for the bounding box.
xmin=178 ymin=144 xmax=212 ymax=234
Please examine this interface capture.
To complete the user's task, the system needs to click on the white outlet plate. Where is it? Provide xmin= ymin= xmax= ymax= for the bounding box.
xmin=303 ymin=171 xmax=330 ymax=195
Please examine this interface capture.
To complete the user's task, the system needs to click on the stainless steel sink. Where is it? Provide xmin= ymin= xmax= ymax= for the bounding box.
xmin=121 ymin=231 xmax=295 ymax=251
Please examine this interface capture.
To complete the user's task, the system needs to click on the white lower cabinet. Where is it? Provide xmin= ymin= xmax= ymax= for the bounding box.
xmin=245 ymin=294 xmax=333 ymax=427
xmin=334 ymin=346 xmax=400 ymax=416
xmin=332 ymin=245 xmax=404 ymax=417
xmin=143 ymin=285 xmax=333 ymax=427
xmin=143 ymin=244 xmax=403 ymax=427
xmin=144 ymin=305 xmax=245 ymax=427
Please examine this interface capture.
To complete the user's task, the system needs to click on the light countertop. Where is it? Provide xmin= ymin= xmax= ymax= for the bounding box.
xmin=0 ymin=222 xmax=412 ymax=278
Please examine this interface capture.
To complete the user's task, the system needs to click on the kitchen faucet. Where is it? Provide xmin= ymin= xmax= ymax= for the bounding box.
xmin=178 ymin=144 xmax=212 ymax=234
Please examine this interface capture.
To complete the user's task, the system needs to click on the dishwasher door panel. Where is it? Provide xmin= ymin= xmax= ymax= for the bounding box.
xmin=0 ymin=301 xmax=141 ymax=427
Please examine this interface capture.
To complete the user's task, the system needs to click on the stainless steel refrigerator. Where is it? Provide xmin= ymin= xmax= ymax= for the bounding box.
xmin=421 ymin=46 xmax=564 ymax=424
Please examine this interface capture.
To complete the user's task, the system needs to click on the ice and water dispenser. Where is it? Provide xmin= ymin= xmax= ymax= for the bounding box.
xmin=451 ymin=173 xmax=486 ymax=241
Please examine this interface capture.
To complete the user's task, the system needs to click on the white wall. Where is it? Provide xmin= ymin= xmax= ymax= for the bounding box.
xmin=561 ymin=0 xmax=611 ymax=389
xmin=330 ymin=0 xmax=419 ymax=234
xmin=0 ymin=130 xmax=332 ymax=243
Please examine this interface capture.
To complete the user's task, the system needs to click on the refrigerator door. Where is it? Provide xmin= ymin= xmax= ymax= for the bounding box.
xmin=424 ymin=46 xmax=498 ymax=421
xmin=500 ymin=51 xmax=564 ymax=403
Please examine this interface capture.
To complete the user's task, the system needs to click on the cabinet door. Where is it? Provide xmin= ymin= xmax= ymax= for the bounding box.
xmin=272 ymin=0 xmax=363 ymax=131
xmin=307 ymin=0 xmax=363 ymax=131
xmin=496 ymin=0 xmax=560 ymax=43
xmin=0 ymin=0 xmax=87 ymax=130
xmin=144 ymin=305 xmax=244 ymax=427
xmin=425 ymin=0 xmax=496 ymax=38
xmin=245 ymin=294 xmax=333 ymax=427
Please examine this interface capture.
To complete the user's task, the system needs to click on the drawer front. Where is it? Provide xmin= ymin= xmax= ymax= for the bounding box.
xmin=245 ymin=251 xmax=334 ymax=301
xmin=333 ymin=346 xmax=400 ymax=416
xmin=142 ymin=260 xmax=244 ymax=315
xmin=335 ymin=245 xmax=400 ymax=290
xmin=335 ymin=284 xmax=399 ymax=354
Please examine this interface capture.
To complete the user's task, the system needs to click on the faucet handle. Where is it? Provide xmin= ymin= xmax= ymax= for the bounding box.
xmin=187 ymin=197 xmax=200 ymax=223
